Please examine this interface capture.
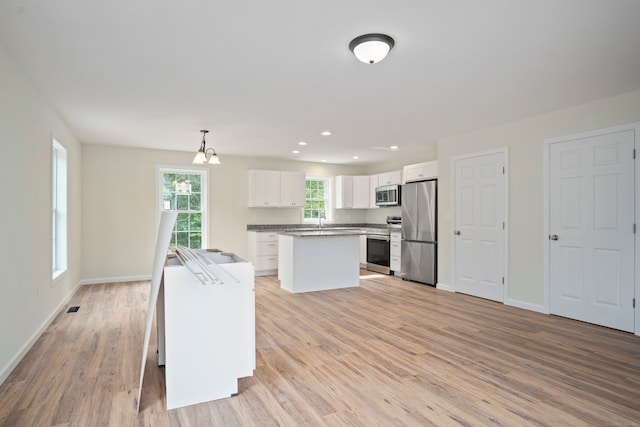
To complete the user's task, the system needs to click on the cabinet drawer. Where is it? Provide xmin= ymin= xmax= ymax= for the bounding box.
xmin=255 ymin=255 xmax=278 ymax=271
xmin=256 ymin=241 xmax=278 ymax=256
xmin=390 ymin=256 xmax=401 ymax=272
xmin=390 ymin=242 xmax=401 ymax=256
xmin=390 ymin=232 xmax=401 ymax=242
xmin=255 ymin=232 xmax=279 ymax=242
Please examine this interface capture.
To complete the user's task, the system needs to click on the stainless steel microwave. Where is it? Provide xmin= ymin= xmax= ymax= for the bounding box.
xmin=375 ymin=184 xmax=401 ymax=206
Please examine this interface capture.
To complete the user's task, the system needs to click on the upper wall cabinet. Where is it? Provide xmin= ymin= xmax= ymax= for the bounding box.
xmin=248 ymin=170 xmax=305 ymax=208
xmin=336 ymin=175 xmax=370 ymax=209
xmin=335 ymin=176 xmax=354 ymax=209
xmin=369 ymin=175 xmax=379 ymax=209
xmin=377 ymin=170 xmax=402 ymax=186
xmin=280 ymin=171 xmax=306 ymax=207
xmin=352 ymin=175 xmax=370 ymax=209
xmin=403 ymin=161 xmax=438 ymax=183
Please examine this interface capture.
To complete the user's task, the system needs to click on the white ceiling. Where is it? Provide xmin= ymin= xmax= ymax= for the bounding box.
xmin=1 ymin=0 xmax=640 ymax=165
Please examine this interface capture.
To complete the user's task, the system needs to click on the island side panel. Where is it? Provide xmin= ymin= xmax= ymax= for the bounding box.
xmin=278 ymin=234 xmax=295 ymax=291
xmin=279 ymin=234 xmax=360 ymax=293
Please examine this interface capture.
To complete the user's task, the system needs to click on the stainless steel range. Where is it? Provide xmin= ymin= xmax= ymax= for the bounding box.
xmin=366 ymin=216 xmax=401 ymax=274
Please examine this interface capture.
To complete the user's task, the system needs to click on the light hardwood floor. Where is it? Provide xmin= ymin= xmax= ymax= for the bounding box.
xmin=1 ymin=271 xmax=639 ymax=426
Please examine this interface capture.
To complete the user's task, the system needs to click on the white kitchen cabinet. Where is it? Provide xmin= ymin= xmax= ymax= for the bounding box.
xmin=278 ymin=233 xmax=360 ymax=293
xmin=403 ymin=161 xmax=438 ymax=183
xmin=390 ymin=231 xmax=402 ymax=273
xmin=158 ymin=251 xmax=255 ymax=410
xmin=378 ymin=170 xmax=402 ymax=186
xmin=369 ymin=175 xmax=379 ymax=209
xmin=247 ymin=231 xmax=279 ymax=275
xmin=359 ymin=235 xmax=367 ymax=267
xmin=248 ymin=170 xmax=306 ymax=208
xmin=335 ymin=176 xmax=353 ymax=209
xmin=280 ymin=171 xmax=306 ymax=207
xmin=248 ymin=170 xmax=281 ymax=207
xmin=336 ymin=175 xmax=370 ymax=209
xmin=353 ymin=176 xmax=370 ymax=208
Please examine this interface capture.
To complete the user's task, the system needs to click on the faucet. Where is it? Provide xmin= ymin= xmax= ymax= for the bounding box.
xmin=318 ymin=215 xmax=323 ymax=228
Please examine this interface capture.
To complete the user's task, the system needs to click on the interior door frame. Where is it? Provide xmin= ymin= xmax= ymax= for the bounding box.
xmin=450 ymin=147 xmax=509 ymax=302
xmin=543 ymin=122 xmax=639 ymax=335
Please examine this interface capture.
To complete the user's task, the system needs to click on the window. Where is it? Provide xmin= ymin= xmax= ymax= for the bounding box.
xmin=303 ymin=176 xmax=333 ymax=223
xmin=52 ymin=138 xmax=67 ymax=279
xmin=159 ymin=168 xmax=208 ymax=249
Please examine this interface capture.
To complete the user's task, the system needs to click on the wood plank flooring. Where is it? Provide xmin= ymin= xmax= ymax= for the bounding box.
xmin=1 ymin=271 xmax=639 ymax=426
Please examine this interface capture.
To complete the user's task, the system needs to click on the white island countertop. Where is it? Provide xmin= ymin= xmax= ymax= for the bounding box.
xmin=278 ymin=231 xmax=361 ymax=293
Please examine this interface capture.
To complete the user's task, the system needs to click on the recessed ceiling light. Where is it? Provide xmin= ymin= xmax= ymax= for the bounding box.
xmin=292 ymin=150 xmax=300 ymax=154
xmin=353 ymin=156 xmax=360 ymax=160
xmin=321 ymin=131 xmax=332 ymax=136
xmin=298 ymin=141 xmax=307 ymax=146
xmin=390 ymin=145 xmax=399 ymax=150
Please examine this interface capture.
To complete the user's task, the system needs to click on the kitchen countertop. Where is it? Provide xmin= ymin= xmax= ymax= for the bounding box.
xmin=247 ymin=223 xmax=388 ymax=232
xmin=280 ymin=229 xmax=365 ymax=238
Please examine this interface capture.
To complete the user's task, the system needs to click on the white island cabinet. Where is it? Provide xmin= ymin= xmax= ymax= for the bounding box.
xmin=278 ymin=230 xmax=362 ymax=293
xmin=158 ymin=250 xmax=255 ymax=410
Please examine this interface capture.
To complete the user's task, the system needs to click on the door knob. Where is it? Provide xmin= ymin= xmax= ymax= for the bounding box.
xmin=550 ymin=234 xmax=559 ymax=241
xmin=454 ymin=230 xmax=461 ymax=235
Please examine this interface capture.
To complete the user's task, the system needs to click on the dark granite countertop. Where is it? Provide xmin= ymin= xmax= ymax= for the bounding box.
xmin=246 ymin=223 xmax=388 ymax=231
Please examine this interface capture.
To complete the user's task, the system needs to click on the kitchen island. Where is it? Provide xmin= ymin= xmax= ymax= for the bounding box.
xmin=278 ymin=230 xmax=362 ymax=293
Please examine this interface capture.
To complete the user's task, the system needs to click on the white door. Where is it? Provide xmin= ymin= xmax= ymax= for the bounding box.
xmin=549 ymin=130 xmax=635 ymax=332
xmin=453 ymin=151 xmax=506 ymax=302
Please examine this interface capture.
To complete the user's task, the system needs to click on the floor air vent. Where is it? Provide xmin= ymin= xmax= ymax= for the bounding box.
xmin=67 ymin=306 xmax=80 ymax=313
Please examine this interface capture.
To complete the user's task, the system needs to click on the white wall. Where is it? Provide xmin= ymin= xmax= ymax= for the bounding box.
xmin=81 ymin=145 xmax=376 ymax=282
xmin=0 ymin=44 xmax=83 ymax=383
xmin=437 ymin=90 xmax=640 ymax=308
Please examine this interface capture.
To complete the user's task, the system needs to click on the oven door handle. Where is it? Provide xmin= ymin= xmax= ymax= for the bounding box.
xmin=367 ymin=234 xmax=390 ymax=242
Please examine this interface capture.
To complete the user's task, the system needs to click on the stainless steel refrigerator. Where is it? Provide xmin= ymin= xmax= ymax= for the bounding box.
xmin=401 ymin=179 xmax=437 ymax=285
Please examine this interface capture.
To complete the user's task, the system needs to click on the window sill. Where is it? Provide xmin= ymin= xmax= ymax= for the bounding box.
xmin=52 ymin=268 xmax=68 ymax=282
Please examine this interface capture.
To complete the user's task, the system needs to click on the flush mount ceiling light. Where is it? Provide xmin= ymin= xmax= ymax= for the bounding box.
xmin=192 ymin=130 xmax=221 ymax=164
xmin=349 ymin=33 xmax=395 ymax=64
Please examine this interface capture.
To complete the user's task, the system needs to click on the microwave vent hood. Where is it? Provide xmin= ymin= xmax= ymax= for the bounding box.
xmin=375 ymin=184 xmax=401 ymax=206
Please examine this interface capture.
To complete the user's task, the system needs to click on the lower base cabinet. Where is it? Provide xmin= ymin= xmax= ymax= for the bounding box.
xmin=390 ymin=231 xmax=401 ymax=274
xmin=359 ymin=235 xmax=367 ymax=267
xmin=248 ymin=231 xmax=279 ymax=276
xmin=158 ymin=252 xmax=255 ymax=410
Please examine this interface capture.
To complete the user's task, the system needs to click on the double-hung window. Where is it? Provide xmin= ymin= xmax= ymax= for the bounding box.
xmin=52 ymin=138 xmax=67 ymax=280
xmin=303 ymin=176 xmax=333 ymax=223
xmin=159 ymin=168 xmax=208 ymax=249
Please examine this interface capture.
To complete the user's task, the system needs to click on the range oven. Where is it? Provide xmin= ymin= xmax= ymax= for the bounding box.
xmin=366 ymin=216 xmax=401 ymax=275
xmin=366 ymin=232 xmax=390 ymax=274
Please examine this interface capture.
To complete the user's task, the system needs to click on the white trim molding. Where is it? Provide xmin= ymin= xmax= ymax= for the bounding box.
xmin=80 ymin=275 xmax=152 ymax=286
xmin=0 ymin=281 xmax=80 ymax=384
xmin=436 ymin=282 xmax=454 ymax=292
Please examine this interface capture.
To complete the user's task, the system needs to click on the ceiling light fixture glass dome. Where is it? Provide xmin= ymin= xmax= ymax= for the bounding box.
xmin=349 ymin=33 xmax=395 ymax=64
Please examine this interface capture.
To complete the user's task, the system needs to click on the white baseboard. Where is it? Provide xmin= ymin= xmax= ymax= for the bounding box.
xmin=0 ymin=281 xmax=80 ymax=385
xmin=254 ymin=270 xmax=277 ymax=277
xmin=505 ymin=297 xmax=548 ymax=314
xmin=80 ymin=274 xmax=152 ymax=285
xmin=436 ymin=282 xmax=454 ymax=292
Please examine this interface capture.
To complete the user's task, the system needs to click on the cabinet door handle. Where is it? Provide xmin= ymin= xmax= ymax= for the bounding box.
xmin=550 ymin=234 xmax=559 ymax=241
xmin=454 ymin=230 xmax=461 ymax=235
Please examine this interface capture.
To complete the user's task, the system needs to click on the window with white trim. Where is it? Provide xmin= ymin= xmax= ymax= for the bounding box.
xmin=303 ymin=176 xmax=333 ymax=223
xmin=52 ymin=138 xmax=67 ymax=279
xmin=159 ymin=168 xmax=208 ymax=249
